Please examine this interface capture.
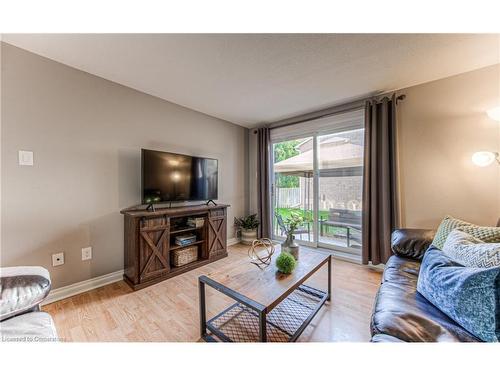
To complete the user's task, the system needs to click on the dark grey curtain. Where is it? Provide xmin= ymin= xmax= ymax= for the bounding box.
xmin=362 ymin=94 xmax=399 ymax=265
xmin=257 ymin=127 xmax=271 ymax=238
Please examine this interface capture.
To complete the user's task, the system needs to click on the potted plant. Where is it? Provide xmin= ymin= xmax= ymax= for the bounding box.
xmin=275 ymin=251 xmax=297 ymax=274
xmin=281 ymin=212 xmax=304 ymax=259
xmin=234 ymin=214 xmax=260 ymax=245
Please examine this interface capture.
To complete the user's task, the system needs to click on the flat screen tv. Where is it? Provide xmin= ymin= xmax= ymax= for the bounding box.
xmin=141 ymin=149 xmax=218 ymax=205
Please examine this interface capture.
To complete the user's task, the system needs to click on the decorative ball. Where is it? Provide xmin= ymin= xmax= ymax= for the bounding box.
xmin=248 ymin=238 xmax=275 ymax=267
xmin=275 ymin=252 xmax=297 ymax=274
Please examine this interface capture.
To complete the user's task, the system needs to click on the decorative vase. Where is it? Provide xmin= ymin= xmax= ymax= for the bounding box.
xmin=281 ymin=233 xmax=300 ymax=260
xmin=241 ymin=228 xmax=258 ymax=245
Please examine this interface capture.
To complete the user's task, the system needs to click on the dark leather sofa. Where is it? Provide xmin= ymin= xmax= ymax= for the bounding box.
xmin=370 ymin=228 xmax=482 ymax=342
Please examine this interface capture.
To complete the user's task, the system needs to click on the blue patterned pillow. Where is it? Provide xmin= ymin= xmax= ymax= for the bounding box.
xmin=417 ymin=247 xmax=500 ymax=342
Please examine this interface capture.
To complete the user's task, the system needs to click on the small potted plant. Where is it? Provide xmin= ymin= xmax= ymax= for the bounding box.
xmin=234 ymin=214 xmax=260 ymax=245
xmin=281 ymin=212 xmax=304 ymax=259
xmin=275 ymin=251 xmax=297 ymax=274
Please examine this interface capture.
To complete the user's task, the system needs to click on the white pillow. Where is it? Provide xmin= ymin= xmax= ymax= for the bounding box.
xmin=442 ymin=229 xmax=500 ymax=268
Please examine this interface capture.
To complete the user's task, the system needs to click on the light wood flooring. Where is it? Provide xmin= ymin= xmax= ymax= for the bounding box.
xmin=42 ymin=244 xmax=382 ymax=342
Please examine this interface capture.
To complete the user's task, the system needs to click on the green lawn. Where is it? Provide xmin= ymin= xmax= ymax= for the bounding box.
xmin=275 ymin=207 xmax=346 ymax=236
xmin=276 ymin=207 xmax=327 ymax=221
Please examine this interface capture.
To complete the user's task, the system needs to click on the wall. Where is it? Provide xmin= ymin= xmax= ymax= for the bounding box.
xmin=248 ymin=63 xmax=500 ymax=230
xmin=397 ymin=64 xmax=500 ymax=228
xmin=1 ymin=43 xmax=247 ymax=288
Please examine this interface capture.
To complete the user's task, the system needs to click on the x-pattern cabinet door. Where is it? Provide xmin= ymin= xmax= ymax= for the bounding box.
xmin=208 ymin=209 xmax=227 ymax=259
xmin=139 ymin=216 xmax=170 ymax=281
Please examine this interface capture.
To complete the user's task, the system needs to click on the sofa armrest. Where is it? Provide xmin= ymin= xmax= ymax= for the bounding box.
xmin=391 ymin=229 xmax=436 ymax=260
xmin=0 ymin=267 xmax=51 ymax=321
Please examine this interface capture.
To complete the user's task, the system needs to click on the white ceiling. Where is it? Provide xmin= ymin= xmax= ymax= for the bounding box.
xmin=3 ymin=34 xmax=500 ymax=127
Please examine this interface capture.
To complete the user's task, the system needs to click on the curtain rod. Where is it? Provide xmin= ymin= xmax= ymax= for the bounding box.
xmin=253 ymin=94 xmax=406 ymax=133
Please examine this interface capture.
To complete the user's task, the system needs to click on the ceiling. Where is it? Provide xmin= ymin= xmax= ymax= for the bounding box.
xmin=3 ymin=34 xmax=500 ymax=127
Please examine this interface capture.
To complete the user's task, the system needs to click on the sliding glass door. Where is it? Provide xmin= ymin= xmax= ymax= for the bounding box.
xmin=317 ymin=128 xmax=364 ymax=253
xmin=272 ymin=136 xmax=315 ymax=245
xmin=271 ymin=119 xmax=364 ymax=255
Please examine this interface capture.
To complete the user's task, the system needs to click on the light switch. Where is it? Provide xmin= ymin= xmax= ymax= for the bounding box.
xmin=18 ymin=150 xmax=34 ymax=166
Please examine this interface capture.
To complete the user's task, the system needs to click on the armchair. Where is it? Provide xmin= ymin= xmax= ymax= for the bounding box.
xmin=0 ymin=266 xmax=58 ymax=341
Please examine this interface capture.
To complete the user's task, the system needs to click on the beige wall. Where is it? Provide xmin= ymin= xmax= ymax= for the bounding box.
xmin=1 ymin=43 xmax=247 ymax=288
xmin=398 ymin=64 xmax=500 ymax=228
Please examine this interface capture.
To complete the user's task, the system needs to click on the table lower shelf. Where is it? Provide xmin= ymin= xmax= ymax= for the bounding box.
xmin=205 ymin=285 xmax=327 ymax=342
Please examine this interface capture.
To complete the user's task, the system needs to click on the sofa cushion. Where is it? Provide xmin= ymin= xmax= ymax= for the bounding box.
xmin=370 ymin=333 xmax=405 ymax=343
xmin=0 ymin=312 xmax=58 ymax=342
xmin=0 ymin=266 xmax=51 ymax=321
xmin=371 ymin=254 xmax=481 ymax=342
xmin=371 ymin=281 xmax=480 ymax=342
xmin=391 ymin=229 xmax=436 ymax=260
xmin=382 ymin=255 xmax=420 ymax=287
xmin=443 ymin=229 xmax=500 ymax=268
xmin=417 ymin=247 xmax=500 ymax=342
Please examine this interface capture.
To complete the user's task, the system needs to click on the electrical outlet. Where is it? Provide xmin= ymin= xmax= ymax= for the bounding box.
xmin=52 ymin=252 xmax=64 ymax=267
xmin=82 ymin=246 xmax=92 ymax=261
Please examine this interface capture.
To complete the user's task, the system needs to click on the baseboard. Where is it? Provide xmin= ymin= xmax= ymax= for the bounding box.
xmin=227 ymin=237 xmax=240 ymax=246
xmin=43 ymin=237 xmax=240 ymax=305
xmin=42 ymin=269 xmax=124 ymax=306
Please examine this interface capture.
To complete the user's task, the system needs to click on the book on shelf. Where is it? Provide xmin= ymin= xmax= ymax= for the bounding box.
xmin=175 ymin=234 xmax=197 ymax=246
xmin=187 ymin=217 xmax=205 ymax=228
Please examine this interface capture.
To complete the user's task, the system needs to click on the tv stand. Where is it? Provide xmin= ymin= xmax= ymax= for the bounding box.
xmin=120 ymin=203 xmax=229 ymax=290
xmin=206 ymin=199 xmax=217 ymax=206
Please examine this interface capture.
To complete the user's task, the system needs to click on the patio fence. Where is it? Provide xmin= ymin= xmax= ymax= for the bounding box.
xmin=275 ymin=187 xmax=301 ymax=208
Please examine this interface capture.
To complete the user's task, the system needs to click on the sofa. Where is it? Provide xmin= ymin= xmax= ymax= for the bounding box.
xmin=370 ymin=228 xmax=482 ymax=342
xmin=0 ymin=266 xmax=58 ymax=342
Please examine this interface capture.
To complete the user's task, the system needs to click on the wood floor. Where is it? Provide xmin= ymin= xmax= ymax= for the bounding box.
xmin=42 ymin=244 xmax=382 ymax=342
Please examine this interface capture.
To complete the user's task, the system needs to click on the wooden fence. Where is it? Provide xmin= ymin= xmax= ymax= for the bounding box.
xmin=275 ymin=187 xmax=301 ymax=208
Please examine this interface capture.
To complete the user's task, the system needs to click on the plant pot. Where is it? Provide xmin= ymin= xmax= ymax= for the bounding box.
xmin=281 ymin=233 xmax=299 ymax=260
xmin=241 ymin=228 xmax=258 ymax=245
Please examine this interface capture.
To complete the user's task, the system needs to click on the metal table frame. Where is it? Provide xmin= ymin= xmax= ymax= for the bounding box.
xmin=199 ymin=255 xmax=331 ymax=342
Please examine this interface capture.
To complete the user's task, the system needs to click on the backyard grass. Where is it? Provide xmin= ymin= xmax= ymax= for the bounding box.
xmin=276 ymin=207 xmax=328 ymax=221
xmin=275 ymin=207 xmax=346 ymax=236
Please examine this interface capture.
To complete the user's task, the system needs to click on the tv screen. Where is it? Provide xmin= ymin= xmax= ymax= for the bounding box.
xmin=141 ymin=149 xmax=218 ymax=204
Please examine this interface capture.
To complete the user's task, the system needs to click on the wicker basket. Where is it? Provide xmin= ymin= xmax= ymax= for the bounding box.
xmin=171 ymin=245 xmax=198 ymax=267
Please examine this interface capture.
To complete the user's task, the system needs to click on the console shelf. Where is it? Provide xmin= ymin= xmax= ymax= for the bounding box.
xmin=170 ymin=226 xmax=203 ymax=235
xmin=170 ymin=240 xmax=205 ymax=251
xmin=121 ymin=204 xmax=229 ymax=290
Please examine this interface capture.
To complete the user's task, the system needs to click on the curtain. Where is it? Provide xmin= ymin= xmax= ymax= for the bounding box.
xmin=362 ymin=94 xmax=399 ymax=265
xmin=257 ymin=127 xmax=271 ymax=238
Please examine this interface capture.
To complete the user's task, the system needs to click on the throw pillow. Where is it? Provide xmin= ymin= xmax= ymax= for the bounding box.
xmin=417 ymin=247 xmax=500 ymax=342
xmin=460 ymin=225 xmax=500 ymax=243
xmin=432 ymin=216 xmax=474 ymax=249
xmin=443 ymin=229 xmax=500 ymax=268
xmin=431 ymin=215 xmax=500 ymax=249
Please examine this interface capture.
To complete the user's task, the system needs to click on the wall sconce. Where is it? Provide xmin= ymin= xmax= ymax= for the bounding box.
xmin=486 ymin=106 xmax=500 ymax=121
xmin=472 ymin=151 xmax=500 ymax=167
xmin=471 ymin=107 xmax=500 ymax=167
xmin=171 ymin=171 xmax=181 ymax=181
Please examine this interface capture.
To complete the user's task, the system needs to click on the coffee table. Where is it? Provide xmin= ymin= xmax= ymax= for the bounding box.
xmin=199 ymin=250 xmax=331 ymax=342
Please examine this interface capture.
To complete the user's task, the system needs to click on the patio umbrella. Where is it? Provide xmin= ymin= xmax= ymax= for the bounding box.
xmin=274 ymin=138 xmax=363 ymax=177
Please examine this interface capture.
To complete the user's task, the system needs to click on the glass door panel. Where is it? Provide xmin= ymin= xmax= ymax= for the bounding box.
xmin=317 ymin=129 xmax=364 ymax=252
xmin=272 ymin=137 xmax=315 ymax=244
